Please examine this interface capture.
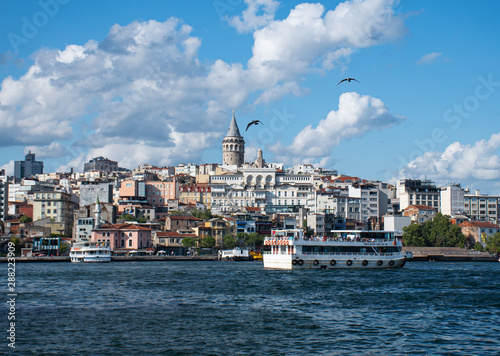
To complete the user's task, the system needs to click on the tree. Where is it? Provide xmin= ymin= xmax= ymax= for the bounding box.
xmin=402 ymin=213 xmax=467 ymax=248
xmin=121 ymin=214 xmax=136 ymax=221
xmin=223 ymin=234 xmax=237 ymax=249
xmin=246 ymin=232 xmax=264 ymax=248
xmin=485 ymin=232 xmax=500 ymax=254
xmin=20 ymin=215 xmax=32 ymax=224
xmin=191 ymin=209 xmax=212 ymax=221
xmin=473 ymin=242 xmax=484 ymax=252
xmin=137 ymin=214 xmax=147 ymax=223
xmin=182 ymin=236 xmax=196 ymax=248
xmin=201 ymin=236 xmax=215 ymax=248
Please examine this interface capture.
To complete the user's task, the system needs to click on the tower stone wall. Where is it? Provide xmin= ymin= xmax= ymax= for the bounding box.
xmin=222 ymin=111 xmax=245 ymax=166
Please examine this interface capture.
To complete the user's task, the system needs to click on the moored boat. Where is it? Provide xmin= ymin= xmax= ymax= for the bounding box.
xmin=218 ymin=247 xmax=252 ymax=261
xmin=263 ymin=229 xmax=412 ymax=269
xmin=70 ymin=240 xmax=112 ymax=263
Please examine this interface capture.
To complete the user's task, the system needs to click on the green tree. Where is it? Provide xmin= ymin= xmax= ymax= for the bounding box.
xmin=473 ymin=242 xmax=484 ymax=252
xmin=201 ymin=236 xmax=215 ymax=248
xmin=402 ymin=213 xmax=466 ymax=248
xmin=485 ymin=232 xmax=500 ymax=254
xmin=246 ymin=232 xmax=263 ymax=248
xmin=402 ymin=223 xmax=426 ymax=246
xmin=223 ymin=234 xmax=237 ymax=249
xmin=20 ymin=215 xmax=32 ymax=224
xmin=191 ymin=209 xmax=212 ymax=221
xmin=121 ymin=214 xmax=136 ymax=221
xmin=137 ymin=214 xmax=147 ymax=223
xmin=182 ymin=236 xmax=197 ymax=248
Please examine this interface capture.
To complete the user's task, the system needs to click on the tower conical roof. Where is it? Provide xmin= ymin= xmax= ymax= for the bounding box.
xmin=226 ymin=110 xmax=242 ymax=137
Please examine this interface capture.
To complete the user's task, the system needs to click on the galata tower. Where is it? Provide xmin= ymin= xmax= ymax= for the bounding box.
xmin=222 ymin=110 xmax=245 ymax=166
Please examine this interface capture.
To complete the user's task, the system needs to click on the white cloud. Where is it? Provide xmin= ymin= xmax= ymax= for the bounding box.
xmin=25 ymin=142 xmax=69 ymax=159
xmin=1 ymin=160 xmax=14 ymax=176
xmin=271 ymin=91 xmax=405 ymax=164
xmin=416 ymin=52 xmax=442 ymax=65
xmin=0 ymin=0 xmax=407 ymax=170
xmin=400 ymin=133 xmax=500 ymax=181
xmin=227 ymin=0 xmax=280 ymax=33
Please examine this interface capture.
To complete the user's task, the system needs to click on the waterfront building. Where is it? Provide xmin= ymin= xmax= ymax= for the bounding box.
xmin=397 ymin=179 xmax=441 ymax=211
xmin=440 ymin=184 xmax=465 ymax=216
xmin=14 ymin=151 xmax=44 ymax=180
xmin=459 ymin=220 xmax=500 ymax=245
xmin=154 ymin=231 xmax=198 ymax=255
xmin=222 ymin=111 xmax=245 ymax=167
xmin=83 ymin=156 xmax=118 ymax=173
xmin=463 ymin=190 xmax=499 ymax=224
xmin=91 ymin=223 xmax=153 ymax=252
xmin=32 ymin=191 xmax=78 ymax=237
xmin=0 ymin=169 xmax=7 ymax=223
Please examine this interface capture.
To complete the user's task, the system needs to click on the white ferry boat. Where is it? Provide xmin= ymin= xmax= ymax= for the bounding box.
xmin=263 ymin=229 xmax=412 ymax=269
xmin=69 ymin=240 xmax=112 ymax=263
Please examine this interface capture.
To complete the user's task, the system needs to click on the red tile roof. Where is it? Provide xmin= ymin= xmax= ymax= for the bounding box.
xmin=459 ymin=221 xmax=500 ymax=228
xmin=406 ymin=205 xmax=437 ymax=211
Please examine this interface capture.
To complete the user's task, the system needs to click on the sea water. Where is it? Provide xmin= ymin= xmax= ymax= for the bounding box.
xmin=3 ymin=261 xmax=500 ymax=355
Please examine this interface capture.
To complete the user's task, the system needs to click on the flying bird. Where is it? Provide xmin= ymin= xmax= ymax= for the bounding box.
xmin=246 ymin=120 xmax=263 ymax=131
xmin=338 ymin=77 xmax=360 ymax=85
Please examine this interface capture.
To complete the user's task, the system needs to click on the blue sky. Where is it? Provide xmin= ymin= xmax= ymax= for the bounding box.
xmin=1 ymin=0 xmax=500 ymax=194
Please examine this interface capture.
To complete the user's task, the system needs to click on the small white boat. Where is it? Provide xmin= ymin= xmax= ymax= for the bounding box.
xmin=263 ymin=229 xmax=412 ymax=269
xmin=70 ymin=240 xmax=111 ymax=263
xmin=218 ymin=247 xmax=251 ymax=261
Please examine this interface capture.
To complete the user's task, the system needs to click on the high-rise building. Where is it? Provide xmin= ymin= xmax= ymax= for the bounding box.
xmin=222 ymin=110 xmax=245 ymax=167
xmin=14 ymin=151 xmax=43 ymax=179
xmin=0 ymin=169 xmax=8 ymax=223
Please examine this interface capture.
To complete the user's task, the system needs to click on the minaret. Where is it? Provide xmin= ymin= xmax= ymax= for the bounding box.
xmin=255 ymin=148 xmax=265 ymax=168
xmin=94 ymin=196 xmax=101 ymax=229
xmin=222 ymin=110 xmax=245 ymax=166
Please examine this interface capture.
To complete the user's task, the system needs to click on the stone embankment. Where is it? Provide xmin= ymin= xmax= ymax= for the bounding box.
xmin=404 ymin=247 xmax=498 ymax=262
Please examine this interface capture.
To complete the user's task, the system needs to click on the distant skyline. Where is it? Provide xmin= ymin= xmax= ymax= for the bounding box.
xmin=1 ymin=0 xmax=499 ymax=194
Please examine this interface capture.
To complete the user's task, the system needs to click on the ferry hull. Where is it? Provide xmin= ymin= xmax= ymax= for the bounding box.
xmin=263 ymin=255 xmax=408 ymax=270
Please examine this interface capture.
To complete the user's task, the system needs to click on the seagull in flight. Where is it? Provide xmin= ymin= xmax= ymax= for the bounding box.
xmin=338 ymin=77 xmax=360 ymax=85
xmin=246 ymin=120 xmax=263 ymax=131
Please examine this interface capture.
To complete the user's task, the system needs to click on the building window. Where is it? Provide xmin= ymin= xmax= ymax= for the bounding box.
xmin=128 ymin=240 xmax=132 ymax=247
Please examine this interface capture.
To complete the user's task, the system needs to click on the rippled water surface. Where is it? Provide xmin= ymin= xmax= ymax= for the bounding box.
xmin=3 ymin=261 xmax=500 ymax=355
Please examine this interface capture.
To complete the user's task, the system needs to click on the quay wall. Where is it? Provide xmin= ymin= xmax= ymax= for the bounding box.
xmin=404 ymin=247 xmax=498 ymax=262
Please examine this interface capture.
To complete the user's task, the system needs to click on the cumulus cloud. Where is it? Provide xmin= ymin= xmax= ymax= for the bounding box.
xmin=0 ymin=160 xmax=14 ymax=176
xmin=400 ymin=133 xmax=500 ymax=182
xmin=271 ymin=92 xmax=405 ymax=163
xmin=416 ymin=51 xmax=442 ymax=65
xmin=226 ymin=0 xmax=280 ymax=33
xmin=0 ymin=0 xmax=407 ymax=170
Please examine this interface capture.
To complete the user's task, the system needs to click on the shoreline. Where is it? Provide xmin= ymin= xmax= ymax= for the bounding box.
xmin=1 ymin=249 xmax=498 ymax=263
